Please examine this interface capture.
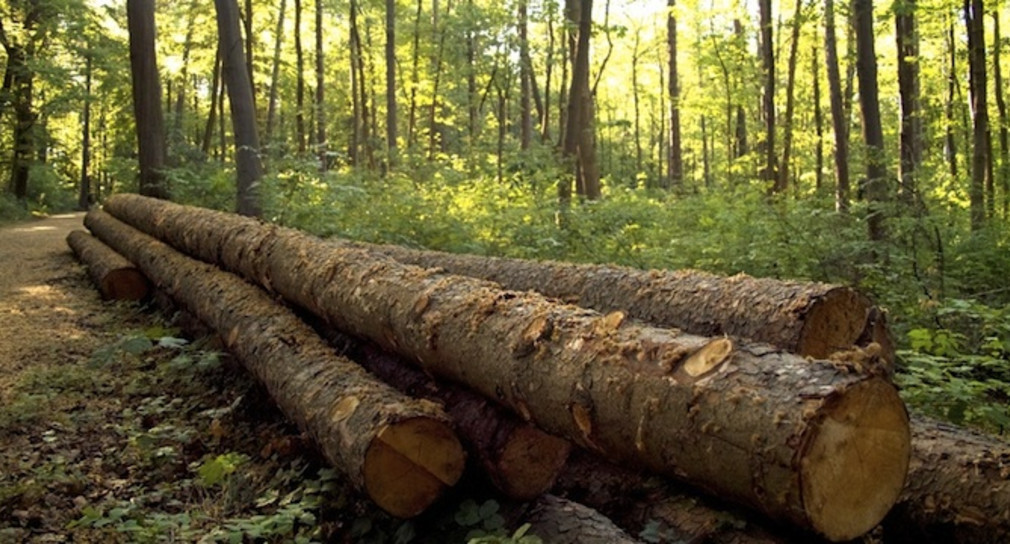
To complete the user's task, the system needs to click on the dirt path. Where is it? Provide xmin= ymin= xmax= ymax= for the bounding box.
xmin=0 ymin=213 xmax=111 ymax=401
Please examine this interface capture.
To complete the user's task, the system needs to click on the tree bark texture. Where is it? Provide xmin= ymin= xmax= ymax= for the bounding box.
xmin=67 ymin=230 xmax=150 ymax=301
xmin=880 ymin=416 xmax=1010 ymax=544
xmin=853 ymin=0 xmax=888 ymax=241
xmin=294 ymin=0 xmax=307 ymax=154
xmin=993 ymin=11 xmax=1010 ymax=218
xmin=759 ymin=0 xmax=776 ymax=184
xmin=264 ymin=0 xmax=286 ymax=151
xmin=315 ymin=0 xmax=327 ymax=167
xmin=561 ymin=0 xmax=600 ymax=201
xmin=896 ymin=0 xmax=922 ymax=200
xmin=83 ymin=209 xmax=465 ymax=518
xmin=556 ymin=450 xmax=788 ymax=544
xmin=824 ymin=0 xmax=849 ymax=212
xmin=79 ymin=53 xmax=93 ymax=210
xmin=966 ymin=0 xmax=989 ymax=230
xmin=518 ymin=494 xmax=639 ymax=544
xmin=667 ymin=0 xmax=682 ymax=188
xmin=358 ymin=244 xmax=894 ymax=365
xmin=314 ymin=322 xmax=571 ymax=500
xmin=126 ymin=0 xmax=169 ymax=199
xmin=103 ymin=195 xmax=911 ymax=541
xmin=215 ymin=0 xmax=264 ymax=217
xmin=775 ymin=0 xmax=804 ymax=195
xmin=384 ymin=0 xmax=397 ymax=164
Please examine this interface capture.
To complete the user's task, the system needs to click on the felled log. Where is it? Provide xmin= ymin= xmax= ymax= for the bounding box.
xmin=556 ymin=451 xmax=789 ymax=544
xmin=314 ymin=323 xmax=572 ymax=500
xmin=103 ymin=195 xmax=910 ymax=541
xmin=879 ymin=416 xmax=1010 ymax=544
xmin=83 ymin=210 xmax=465 ymax=518
xmin=358 ymin=243 xmax=894 ymax=366
xmin=66 ymin=229 xmax=149 ymax=301
xmin=517 ymin=494 xmax=640 ymax=544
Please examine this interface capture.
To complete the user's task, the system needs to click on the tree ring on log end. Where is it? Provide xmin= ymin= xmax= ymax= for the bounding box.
xmin=800 ymin=378 xmax=910 ymax=541
xmin=102 ymin=268 xmax=150 ymax=301
xmin=797 ymin=288 xmax=872 ymax=359
xmin=363 ymin=417 xmax=466 ymax=518
xmin=495 ymin=426 xmax=572 ymax=500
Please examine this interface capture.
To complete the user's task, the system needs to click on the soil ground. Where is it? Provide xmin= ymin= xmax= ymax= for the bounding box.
xmin=0 ymin=214 xmax=357 ymax=542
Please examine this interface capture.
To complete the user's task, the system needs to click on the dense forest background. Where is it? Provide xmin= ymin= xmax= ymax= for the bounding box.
xmin=1 ymin=0 xmax=1009 ymax=432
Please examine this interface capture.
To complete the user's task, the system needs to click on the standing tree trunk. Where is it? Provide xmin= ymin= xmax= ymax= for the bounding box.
xmin=265 ymin=0 xmax=286 ymax=152
xmin=126 ymin=0 xmax=169 ymax=199
xmin=825 ymin=0 xmax=849 ymax=212
xmin=854 ymin=0 xmax=888 ymax=242
xmin=775 ymin=0 xmax=805 ymax=195
xmin=215 ymin=0 xmax=264 ymax=217
xmin=315 ymin=0 xmax=327 ymax=168
xmin=966 ymin=0 xmax=989 ymax=229
xmin=385 ymin=0 xmax=397 ymax=167
xmin=631 ymin=31 xmax=643 ymax=174
xmin=172 ymin=0 xmax=199 ymax=148
xmin=896 ymin=0 xmax=921 ymax=203
xmin=667 ymin=0 xmax=683 ymax=189
xmin=79 ymin=53 xmax=93 ymax=210
xmin=733 ymin=19 xmax=748 ymax=160
xmin=759 ymin=0 xmax=776 ymax=185
xmin=294 ymin=0 xmax=307 ymax=154
xmin=993 ymin=10 xmax=1010 ymax=217
xmin=243 ymin=0 xmax=255 ymax=101
xmin=519 ymin=0 xmax=532 ymax=150
xmin=812 ymin=37 xmax=825 ymax=192
xmin=202 ymin=46 xmax=222 ymax=158
xmin=945 ymin=11 xmax=959 ymax=181
xmin=561 ymin=0 xmax=600 ymax=203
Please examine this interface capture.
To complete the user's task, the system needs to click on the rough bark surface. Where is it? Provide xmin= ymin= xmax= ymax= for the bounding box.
xmin=880 ymin=416 xmax=1010 ymax=544
xmin=556 ymin=451 xmax=788 ymax=544
xmin=83 ymin=210 xmax=465 ymax=518
xmin=520 ymin=494 xmax=639 ymax=544
xmin=103 ymin=195 xmax=910 ymax=541
xmin=314 ymin=323 xmax=571 ymax=500
xmin=66 ymin=230 xmax=149 ymax=301
xmin=359 ymin=244 xmax=893 ymax=365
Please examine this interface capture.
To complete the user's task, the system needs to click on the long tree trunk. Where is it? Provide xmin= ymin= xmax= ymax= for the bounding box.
xmin=632 ymin=32 xmax=642 ymax=174
xmin=733 ymin=18 xmax=748 ymax=160
xmin=78 ymin=53 xmax=93 ymax=210
xmin=854 ymin=0 xmax=888 ymax=242
xmin=360 ymin=242 xmax=894 ymax=363
xmin=812 ymin=36 xmax=825 ymax=192
xmin=294 ymin=0 xmax=307 ymax=154
xmin=759 ymin=0 xmax=776 ymax=185
xmin=315 ymin=0 xmax=327 ymax=168
xmin=67 ymin=230 xmax=149 ymax=301
xmin=519 ymin=0 xmax=532 ymax=150
xmin=243 ymin=0 xmax=254 ymax=101
xmin=215 ymin=0 xmax=264 ymax=217
xmin=104 ymin=194 xmax=911 ymax=542
xmin=966 ymin=0 xmax=989 ymax=230
xmin=775 ymin=0 xmax=804 ymax=194
xmin=667 ymin=0 xmax=682 ymax=189
xmin=561 ymin=0 xmax=600 ymax=202
xmin=993 ymin=10 xmax=1010 ymax=218
xmin=946 ymin=11 xmax=959 ymax=181
xmin=264 ymin=0 xmax=286 ymax=152
xmin=896 ymin=0 xmax=921 ymax=203
xmin=385 ymin=0 xmax=397 ymax=167
xmin=84 ymin=209 xmax=464 ymax=519
xmin=126 ymin=0 xmax=169 ymax=199
xmin=825 ymin=0 xmax=849 ymax=212
xmin=202 ymin=46 xmax=222 ymax=157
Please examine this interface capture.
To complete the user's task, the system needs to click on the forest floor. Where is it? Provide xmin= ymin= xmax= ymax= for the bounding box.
xmin=0 ymin=214 xmax=374 ymax=542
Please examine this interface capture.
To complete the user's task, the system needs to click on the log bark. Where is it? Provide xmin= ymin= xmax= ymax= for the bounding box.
xmin=556 ymin=450 xmax=788 ymax=544
xmin=66 ymin=230 xmax=150 ymax=301
xmin=103 ymin=195 xmax=910 ymax=541
xmin=518 ymin=494 xmax=639 ymax=544
xmin=83 ymin=209 xmax=465 ymax=518
xmin=880 ymin=415 xmax=1010 ymax=544
xmin=313 ymin=323 xmax=571 ymax=500
xmin=356 ymin=244 xmax=894 ymax=367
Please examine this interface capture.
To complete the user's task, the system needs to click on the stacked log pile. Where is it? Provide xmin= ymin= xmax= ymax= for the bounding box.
xmin=64 ymin=194 xmax=1010 ymax=543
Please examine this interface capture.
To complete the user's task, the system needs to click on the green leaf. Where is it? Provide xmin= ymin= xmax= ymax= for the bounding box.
xmin=120 ymin=336 xmax=154 ymax=355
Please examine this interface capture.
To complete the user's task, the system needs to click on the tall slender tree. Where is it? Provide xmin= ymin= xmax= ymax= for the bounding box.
xmin=385 ymin=0 xmax=397 ymax=166
xmin=853 ymin=0 xmax=887 ymax=242
xmin=966 ymin=0 xmax=988 ymax=229
xmin=79 ymin=51 xmax=93 ymax=210
xmin=993 ymin=9 xmax=1010 ymax=217
xmin=667 ymin=0 xmax=682 ymax=188
xmin=316 ymin=0 xmax=327 ymax=167
xmin=215 ymin=0 xmax=264 ymax=217
xmin=126 ymin=0 xmax=169 ymax=199
xmin=775 ymin=0 xmax=806 ymax=194
xmin=825 ymin=0 xmax=849 ymax=212
xmin=759 ymin=0 xmax=776 ymax=184
xmin=519 ymin=0 xmax=532 ymax=150
xmin=294 ymin=0 xmax=307 ymax=153
xmin=561 ymin=0 xmax=600 ymax=202
xmin=896 ymin=0 xmax=921 ymax=202
xmin=265 ymin=0 xmax=287 ymax=150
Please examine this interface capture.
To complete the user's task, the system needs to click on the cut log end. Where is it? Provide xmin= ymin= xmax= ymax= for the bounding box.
xmin=800 ymin=378 xmax=910 ymax=541
xmin=101 ymin=268 xmax=150 ymax=301
xmin=363 ymin=417 xmax=466 ymax=518
xmin=797 ymin=288 xmax=872 ymax=359
xmin=494 ymin=426 xmax=572 ymax=500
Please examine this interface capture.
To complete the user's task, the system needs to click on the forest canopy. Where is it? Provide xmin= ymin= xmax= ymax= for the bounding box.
xmin=2 ymin=0 xmax=1010 ymax=431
